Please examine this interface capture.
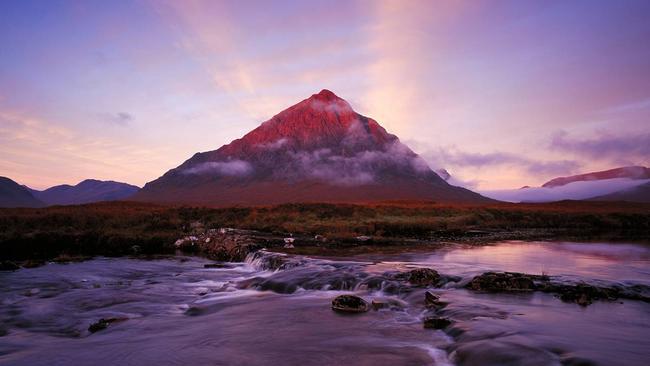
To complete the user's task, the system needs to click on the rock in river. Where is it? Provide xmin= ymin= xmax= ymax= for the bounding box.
xmin=423 ymin=316 xmax=452 ymax=329
xmin=425 ymin=291 xmax=447 ymax=309
xmin=331 ymin=295 xmax=369 ymax=313
xmin=0 ymin=261 xmax=20 ymax=271
xmin=557 ymin=283 xmax=618 ymax=307
xmin=88 ymin=317 xmax=127 ymax=333
xmin=402 ymin=268 xmax=441 ymax=287
xmin=466 ymin=272 xmax=537 ymax=292
xmin=204 ymin=262 xmax=235 ymax=269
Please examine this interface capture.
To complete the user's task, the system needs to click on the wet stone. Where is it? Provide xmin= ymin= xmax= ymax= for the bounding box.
xmin=331 ymin=295 xmax=369 ymax=313
xmin=371 ymin=299 xmax=388 ymax=310
xmin=557 ymin=283 xmax=618 ymax=306
xmin=401 ymin=268 xmax=440 ymax=287
xmin=371 ymin=298 xmax=406 ymax=311
xmin=425 ymin=290 xmax=439 ymax=305
xmin=88 ymin=318 xmax=127 ymax=333
xmin=0 ymin=261 xmax=20 ymax=271
xmin=204 ymin=263 xmax=234 ymax=269
xmin=466 ymin=272 xmax=537 ymax=292
xmin=184 ymin=306 xmax=205 ymax=316
xmin=423 ymin=316 xmax=452 ymax=329
xmin=52 ymin=255 xmax=91 ymax=264
xmin=425 ymin=291 xmax=447 ymax=309
xmin=21 ymin=260 xmax=46 ymax=269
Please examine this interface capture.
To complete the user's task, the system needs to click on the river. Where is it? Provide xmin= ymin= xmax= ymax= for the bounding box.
xmin=1 ymin=241 xmax=649 ymax=365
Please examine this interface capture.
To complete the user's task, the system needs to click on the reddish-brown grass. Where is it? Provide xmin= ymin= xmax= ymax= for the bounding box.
xmin=1 ymin=200 xmax=648 ymax=259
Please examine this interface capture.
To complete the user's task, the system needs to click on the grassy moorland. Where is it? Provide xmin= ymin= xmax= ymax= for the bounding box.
xmin=0 ymin=200 xmax=649 ymax=260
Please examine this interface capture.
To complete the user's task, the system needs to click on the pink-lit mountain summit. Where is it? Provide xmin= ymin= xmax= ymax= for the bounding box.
xmin=134 ymin=90 xmax=491 ymax=206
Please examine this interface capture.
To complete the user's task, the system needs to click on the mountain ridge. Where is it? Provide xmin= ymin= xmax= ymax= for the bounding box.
xmin=542 ymin=166 xmax=650 ymax=188
xmin=30 ymin=179 xmax=140 ymax=206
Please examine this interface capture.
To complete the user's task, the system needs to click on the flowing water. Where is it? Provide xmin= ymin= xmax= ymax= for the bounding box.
xmin=1 ymin=241 xmax=649 ymax=366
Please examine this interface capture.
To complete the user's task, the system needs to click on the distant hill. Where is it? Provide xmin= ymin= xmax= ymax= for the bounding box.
xmin=134 ymin=90 xmax=492 ymax=206
xmin=482 ymin=166 xmax=650 ymax=203
xmin=542 ymin=166 xmax=650 ymax=188
xmin=31 ymin=179 xmax=140 ymax=205
xmin=0 ymin=176 xmax=45 ymax=208
xmin=590 ymin=182 xmax=650 ymax=203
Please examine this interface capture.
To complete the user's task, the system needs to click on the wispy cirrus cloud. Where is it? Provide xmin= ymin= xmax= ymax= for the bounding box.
xmin=596 ymin=98 xmax=650 ymax=115
xmin=0 ymin=109 xmax=174 ymax=189
xmin=550 ymin=130 xmax=650 ymax=163
xmin=152 ymin=0 xmax=370 ymax=123
xmin=419 ymin=145 xmax=580 ymax=177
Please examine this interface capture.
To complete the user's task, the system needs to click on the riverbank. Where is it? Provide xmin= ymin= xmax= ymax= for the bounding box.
xmin=1 ymin=200 xmax=649 ymax=262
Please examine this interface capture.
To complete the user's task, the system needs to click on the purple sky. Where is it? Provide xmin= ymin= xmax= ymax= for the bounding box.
xmin=1 ymin=0 xmax=649 ymax=190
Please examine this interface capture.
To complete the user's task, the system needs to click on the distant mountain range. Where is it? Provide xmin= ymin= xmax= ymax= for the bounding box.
xmin=482 ymin=166 xmax=650 ymax=203
xmin=0 ymin=177 xmax=139 ymax=208
xmin=29 ymin=179 xmax=140 ymax=206
xmin=133 ymin=90 xmax=491 ymax=206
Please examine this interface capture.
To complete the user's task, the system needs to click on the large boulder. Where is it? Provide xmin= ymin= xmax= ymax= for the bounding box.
xmin=398 ymin=268 xmax=441 ymax=287
xmin=331 ymin=295 xmax=369 ymax=313
xmin=557 ymin=283 xmax=619 ymax=306
xmin=466 ymin=272 xmax=537 ymax=292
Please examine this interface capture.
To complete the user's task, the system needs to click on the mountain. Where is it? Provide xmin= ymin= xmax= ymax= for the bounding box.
xmin=481 ymin=166 xmax=650 ymax=203
xmin=589 ymin=182 xmax=650 ymax=203
xmin=542 ymin=166 xmax=650 ymax=188
xmin=31 ymin=179 xmax=140 ymax=205
xmin=0 ymin=177 xmax=45 ymax=208
xmin=134 ymin=90 xmax=492 ymax=206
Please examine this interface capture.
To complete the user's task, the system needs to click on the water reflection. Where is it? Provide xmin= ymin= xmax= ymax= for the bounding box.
xmin=418 ymin=241 xmax=650 ymax=284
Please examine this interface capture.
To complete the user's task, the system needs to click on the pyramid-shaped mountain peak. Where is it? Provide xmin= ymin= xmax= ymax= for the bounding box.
xmin=134 ymin=91 xmax=492 ymax=206
xmin=310 ymin=89 xmax=342 ymax=101
xmin=219 ymin=89 xmax=385 ymax=152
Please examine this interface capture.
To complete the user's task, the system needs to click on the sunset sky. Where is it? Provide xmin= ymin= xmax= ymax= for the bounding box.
xmin=1 ymin=0 xmax=649 ymax=190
